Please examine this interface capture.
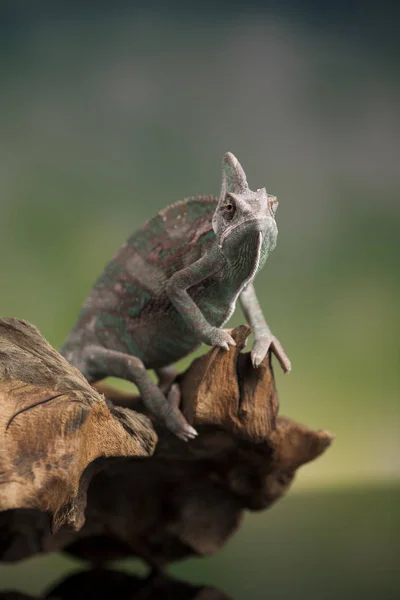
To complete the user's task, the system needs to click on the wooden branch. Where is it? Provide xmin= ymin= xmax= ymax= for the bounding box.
xmin=0 ymin=318 xmax=333 ymax=567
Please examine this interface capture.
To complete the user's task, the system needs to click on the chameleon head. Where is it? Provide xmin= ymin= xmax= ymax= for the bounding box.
xmin=212 ymin=152 xmax=279 ymax=263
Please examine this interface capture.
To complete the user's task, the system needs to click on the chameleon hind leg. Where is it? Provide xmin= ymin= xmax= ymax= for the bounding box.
xmin=156 ymin=365 xmax=178 ymax=394
xmin=84 ymin=345 xmax=197 ymax=442
xmin=156 ymin=367 xmax=183 ymax=429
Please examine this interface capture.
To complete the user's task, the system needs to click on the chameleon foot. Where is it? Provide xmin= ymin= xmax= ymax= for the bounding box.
xmin=251 ymin=335 xmax=291 ymax=373
xmin=201 ymin=326 xmax=236 ymax=352
xmin=165 ymin=413 xmax=198 ymax=442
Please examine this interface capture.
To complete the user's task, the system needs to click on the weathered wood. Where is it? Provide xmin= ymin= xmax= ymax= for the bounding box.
xmin=55 ymin=416 xmax=331 ymax=566
xmin=0 ymin=318 xmax=333 ymax=567
xmin=0 ymin=318 xmax=157 ymax=533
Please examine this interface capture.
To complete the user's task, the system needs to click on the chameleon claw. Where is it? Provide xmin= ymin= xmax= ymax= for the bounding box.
xmin=203 ymin=327 xmax=236 ymax=350
xmin=281 ymin=357 xmax=292 ymax=373
xmin=221 ymin=334 xmax=236 ymax=350
xmin=271 ymin=338 xmax=291 ymax=373
xmin=187 ymin=425 xmax=198 ymax=438
xmin=176 ymin=424 xmax=198 ymax=442
xmin=251 ymin=351 xmax=263 ymax=369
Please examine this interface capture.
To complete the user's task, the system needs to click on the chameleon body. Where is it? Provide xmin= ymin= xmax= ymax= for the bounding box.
xmin=60 ymin=153 xmax=290 ymax=440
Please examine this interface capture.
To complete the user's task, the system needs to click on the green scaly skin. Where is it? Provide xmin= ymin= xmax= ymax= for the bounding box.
xmin=60 ymin=153 xmax=291 ymax=441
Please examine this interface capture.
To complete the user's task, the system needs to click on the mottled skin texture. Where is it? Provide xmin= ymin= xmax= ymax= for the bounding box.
xmin=61 ymin=153 xmax=290 ymax=440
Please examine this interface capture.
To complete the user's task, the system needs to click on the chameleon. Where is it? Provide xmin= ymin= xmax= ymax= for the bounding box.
xmin=60 ymin=152 xmax=291 ymax=441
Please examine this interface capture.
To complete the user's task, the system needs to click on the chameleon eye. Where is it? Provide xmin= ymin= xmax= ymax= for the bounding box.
xmin=221 ymin=198 xmax=236 ymax=221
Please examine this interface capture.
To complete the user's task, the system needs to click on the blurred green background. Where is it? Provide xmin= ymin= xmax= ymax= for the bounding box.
xmin=0 ymin=2 xmax=399 ymax=598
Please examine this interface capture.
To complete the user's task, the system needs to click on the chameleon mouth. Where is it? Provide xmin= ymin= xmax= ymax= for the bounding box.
xmin=219 ymin=217 xmax=267 ymax=249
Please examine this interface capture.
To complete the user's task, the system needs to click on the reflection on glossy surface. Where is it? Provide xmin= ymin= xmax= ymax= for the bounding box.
xmin=0 ymin=569 xmax=230 ymax=600
xmin=1 ymin=487 xmax=399 ymax=600
xmin=1 ymin=570 xmax=230 ymax=600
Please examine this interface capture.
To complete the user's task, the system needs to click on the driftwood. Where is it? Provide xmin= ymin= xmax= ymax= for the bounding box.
xmin=0 ymin=318 xmax=156 ymax=534
xmin=0 ymin=319 xmax=333 ymax=567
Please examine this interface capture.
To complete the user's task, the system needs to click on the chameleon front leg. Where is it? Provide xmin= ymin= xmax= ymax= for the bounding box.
xmin=166 ymin=250 xmax=236 ymax=351
xmin=84 ymin=345 xmax=197 ymax=441
xmin=240 ymin=282 xmax=291 ymax=373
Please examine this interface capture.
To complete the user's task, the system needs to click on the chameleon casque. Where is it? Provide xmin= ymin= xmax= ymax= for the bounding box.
xmin=61 ymin=152 xmax=291 ymax=441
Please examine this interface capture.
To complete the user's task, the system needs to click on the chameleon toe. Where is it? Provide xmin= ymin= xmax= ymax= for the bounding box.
xmin=176 ymin=425 xmax=198 ymax=442
xmin=186 ymin=425 xmax=198 ymax=438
